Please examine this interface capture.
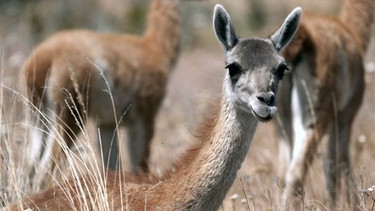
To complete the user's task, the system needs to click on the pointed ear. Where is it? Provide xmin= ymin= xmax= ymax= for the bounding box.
xmin=270 ymin=7 xmax=302 ymax=51
xmin=213 ymin=4 xmax=239 ymax=50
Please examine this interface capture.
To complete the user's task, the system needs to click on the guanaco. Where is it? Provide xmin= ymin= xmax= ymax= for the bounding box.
xmin=275 ymin=0 xmax=375 ymax=207
xmin=10 ymin=4 xmax=301 ymax=210
xmin=24 ymin=0 xmax=182 ymax=175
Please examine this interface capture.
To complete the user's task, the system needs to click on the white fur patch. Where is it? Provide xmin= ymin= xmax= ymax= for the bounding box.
xmin=29 ymin=128 xmax=43 ymax=164
xmin=291 ymin=80 xmax=307 ymax=159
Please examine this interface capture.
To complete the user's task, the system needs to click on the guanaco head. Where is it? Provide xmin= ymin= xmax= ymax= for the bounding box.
xmin=213 ymin=4 xmax=301 ymax=122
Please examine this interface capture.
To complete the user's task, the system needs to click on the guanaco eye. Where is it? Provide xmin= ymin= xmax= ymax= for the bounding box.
xmin=225 ymin=63 xmax=242 ymax=81
xmin=276 ymin=63 xmax=289 ymax=80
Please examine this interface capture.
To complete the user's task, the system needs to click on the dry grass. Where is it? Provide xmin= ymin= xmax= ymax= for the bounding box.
xmin=0 ymin=0 xmax=375 ymax=210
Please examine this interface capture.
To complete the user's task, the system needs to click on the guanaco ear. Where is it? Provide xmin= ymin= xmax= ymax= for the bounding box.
xmin=213 ymin=4 xmax=239 ymax=50
xmin=270 ymin=7 xmax=302 ymax=51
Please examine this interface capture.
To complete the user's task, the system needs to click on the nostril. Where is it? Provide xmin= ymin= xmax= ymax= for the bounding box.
xmin=257 ymin=95 xmax=266 ymax=104
xmin=269 ymin=95 xmax=275 ymax=105
xmin=256 ymin=92 xmax=275 ymax=106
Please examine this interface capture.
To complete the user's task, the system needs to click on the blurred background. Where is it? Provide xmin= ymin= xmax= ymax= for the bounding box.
xmin=0 ymin=0 xmax=342 ymax=83
xmin=0 ymin=0 xmax=374 ymax=210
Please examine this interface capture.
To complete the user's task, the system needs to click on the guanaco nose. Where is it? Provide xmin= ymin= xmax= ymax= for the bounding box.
xmin=256 ymin=92 xmax=275 ymax=106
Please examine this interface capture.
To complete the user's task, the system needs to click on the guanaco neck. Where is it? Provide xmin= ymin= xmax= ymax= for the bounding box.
xmin=163 ymin=81 xmax=258 ymax=210
xmin=143 ymin=0 xmax=180 ymax=71
xmin=339 ymin=0 xmax=375 ymax=53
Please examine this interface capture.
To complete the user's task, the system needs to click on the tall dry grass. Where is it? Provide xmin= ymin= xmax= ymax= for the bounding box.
xmin=0 ymin=80 xmax=127 ymax=210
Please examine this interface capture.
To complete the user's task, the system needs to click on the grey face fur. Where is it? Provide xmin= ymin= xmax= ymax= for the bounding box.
xmin=213 ymin=4 xmax=301 ymax=122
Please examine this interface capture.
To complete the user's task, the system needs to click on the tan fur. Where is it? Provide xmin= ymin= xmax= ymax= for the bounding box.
xmin=9 ymin=5 xmax=301 ymax=210
xmin=276 ymin=0 xmax=375 ymax=207
xmin=24 ymin=0 xmax=180 ymax=174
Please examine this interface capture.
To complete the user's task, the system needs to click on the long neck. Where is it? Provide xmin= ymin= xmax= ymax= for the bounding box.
xmin=165 ymin=89 xmax=258 ymax=210
xmin=338 ymin=0 xmax=375 ymax=53
xmin=143 ymin=0 xmax=180 ymax=70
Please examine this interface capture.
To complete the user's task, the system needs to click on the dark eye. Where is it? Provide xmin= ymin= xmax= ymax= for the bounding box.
xmin=225 ymin=63 xmax=242 ymax=81
xmin=276 ymin=63 xmax=289 ymax=80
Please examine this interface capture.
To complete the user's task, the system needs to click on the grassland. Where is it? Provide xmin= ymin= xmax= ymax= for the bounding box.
xmin=0 ymin=0 xmax=374 ymax=210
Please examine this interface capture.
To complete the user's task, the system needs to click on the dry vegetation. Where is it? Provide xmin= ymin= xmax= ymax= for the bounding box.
xmin=0 ymin=0 xmax=374 ymax=210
